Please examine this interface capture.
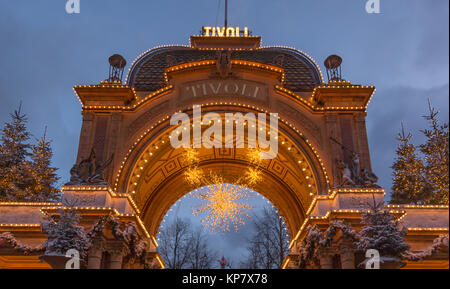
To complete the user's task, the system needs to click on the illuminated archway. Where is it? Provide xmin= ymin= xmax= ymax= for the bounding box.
xmin=155 ymin=184 xmax=291 ymax=269
xmin=114 ymin=105 xmax=329 ymax=239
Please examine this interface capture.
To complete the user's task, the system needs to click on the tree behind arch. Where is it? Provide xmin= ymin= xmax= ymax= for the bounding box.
xmin=240 ymin=206 xmax=290 ymax=269
xmin=391 ymin=123 xmax=431 ymax=204
xmin=419 ymin=100 xmax=449 ymax=205
xmin=0 ymin=105 xmax=60 ymax=202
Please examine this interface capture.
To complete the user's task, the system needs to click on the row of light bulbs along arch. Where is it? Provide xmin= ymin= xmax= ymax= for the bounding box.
xmin=127 ymin=124 xmax=318 ymax=196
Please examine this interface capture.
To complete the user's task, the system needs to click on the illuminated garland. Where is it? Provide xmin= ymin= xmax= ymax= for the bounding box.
xmin=0 ymin=232 xmax=45 ymax=255
xmin=403 ymin=234 xmax=449 ymax=261
xmin=297 ymin=221 xmax=357 ymax=268
xmin=87 ymin=215 xmax=148 ymax=263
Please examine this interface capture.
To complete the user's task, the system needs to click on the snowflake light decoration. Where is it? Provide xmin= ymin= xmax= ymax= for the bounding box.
xmin=183 ymin=148 xmax=262 ymax=232
xmin=191 ymin=176 xmax=254 ymax=232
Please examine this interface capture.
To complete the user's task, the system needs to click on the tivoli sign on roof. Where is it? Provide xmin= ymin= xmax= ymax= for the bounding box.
xmin=202 ymin=26 xmax=250 ymax=37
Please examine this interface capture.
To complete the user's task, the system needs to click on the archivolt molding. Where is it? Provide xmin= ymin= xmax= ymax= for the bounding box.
xmin=141 ymin=160 xmax=306 ymax=238
xmin=112 ymin=104 xmax=331 ymax=206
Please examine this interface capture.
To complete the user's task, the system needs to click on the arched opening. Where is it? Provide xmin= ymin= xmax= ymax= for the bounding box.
xmin=113 ymin=106 xmax=329 ymax=250
xmin=155 ymin=184 xmax=291 ymax=269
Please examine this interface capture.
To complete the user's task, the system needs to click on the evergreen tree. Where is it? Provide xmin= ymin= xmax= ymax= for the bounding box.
xmin=42 ymin=208 xmax=90 ymax=258
xmin=357 ymin=198 xmax=410 ymax=263
xmin=419 ymin=100 xmax=449 ymax=205
xmin=29 ymin=128 xmax=60 ymax=202
xmin=0 ymin=105 xmax=60 ymax=202
xmin=390 ymin=124 xmax=431 ymax=204
xmin=0 ymin=105 xmax=34 ymax=201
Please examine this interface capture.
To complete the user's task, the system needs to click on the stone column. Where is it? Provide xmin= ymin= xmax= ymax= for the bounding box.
xmin=87 ymin=242 xmax=104 ymax=269
xmin=110 ymin=253 xmax=123 ymax=269
xmin=319 ymin=250 xmax=334 ymax=269
xmin=121 ymin=259 xmax=131 ymax=269
xmin=340 ymin=245 xmax=356 ymax=269
xmin=107 ymin=241 xmax=128 ymax=269
xmin=104 ymin=112 xmax=122 ymax=184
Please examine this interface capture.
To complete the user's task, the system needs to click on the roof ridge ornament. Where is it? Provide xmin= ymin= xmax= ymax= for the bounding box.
xmin=216 ymin=50 xmax=233 ymax=78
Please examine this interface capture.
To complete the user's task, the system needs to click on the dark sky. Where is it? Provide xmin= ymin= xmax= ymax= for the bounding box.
xmin=0 ymin=0 xmax=448 ymax=266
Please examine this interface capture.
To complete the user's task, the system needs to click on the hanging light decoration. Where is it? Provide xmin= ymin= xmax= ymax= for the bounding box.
xmin=191 ymin=175 xmax=254 ymax=232
xmin=183 ymin=148 xmax=262 ymax=232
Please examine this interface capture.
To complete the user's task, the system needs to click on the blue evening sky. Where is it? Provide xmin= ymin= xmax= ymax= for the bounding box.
xmin=1 ymin=0 xmax=448 ymax=266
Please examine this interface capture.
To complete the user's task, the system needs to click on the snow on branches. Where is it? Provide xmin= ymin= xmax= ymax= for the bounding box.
xmin=41 ymin=208 xmax=90 ymax=258
xmin=0 ymin=232 xmax=45 ymax=255
xmin=356 ymin=207 xmax=410 ymax=260
xmin=298 ymin=221 xmax=357 ymax=268
xmin=87 ymin=214 xmax=148 ymax=262
xmin=403 ymin=234 xmax=449 ymax=262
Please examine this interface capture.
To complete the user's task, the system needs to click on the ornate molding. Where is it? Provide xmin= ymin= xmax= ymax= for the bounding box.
xmin=277 ymin=100 xmax=321 ymax=144
xmin=127 ymin=100 xmax=170 ymax=140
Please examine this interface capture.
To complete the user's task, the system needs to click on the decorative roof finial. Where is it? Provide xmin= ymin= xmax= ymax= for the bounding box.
xmin=107 ymin=54 xmax=127 ymax=83
xmin=324 ymin=54 xmax=343 ymax=83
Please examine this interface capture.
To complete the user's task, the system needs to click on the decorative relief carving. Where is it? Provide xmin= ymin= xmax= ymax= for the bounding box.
xmin=331 ymin=138 xmax=380 ymax=188
xmin=63 ymin=193 xmax=97 ymax=207
xmin=166 ymin=55 xmax=177 ymax=67
xmin=216 ymin=50 xmax=232 ymax=78
xmin=273 ymin=55 xmax=285 ymax=67
xmin=66 ymin=148 xmax=114 ymax=186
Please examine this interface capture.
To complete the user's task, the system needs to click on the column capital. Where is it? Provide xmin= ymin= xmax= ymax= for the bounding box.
xmin=82 ymin=111 xmax=95 ymax=121
xmin=106 ymin=240 xmax=129 ymax=257
xmin=88 ymin=236 xmax=106 ymax=254
xmin=353 ymin=112 xmax=366 ymax=122
xmin=111 ymin=112 xmax=123 ymax=121
xmin=339 ymin=243 xmax=356 ymax=254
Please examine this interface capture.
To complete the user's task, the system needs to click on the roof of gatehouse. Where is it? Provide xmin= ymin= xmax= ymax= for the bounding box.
xmin=126 ymin=40 xmax=324 ymax=93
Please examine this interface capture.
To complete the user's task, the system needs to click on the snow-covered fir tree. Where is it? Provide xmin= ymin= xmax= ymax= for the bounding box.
xmin=297 ymin=225 xmax=324 ymax=268
xmin=419 ymin=100 xmax=449 ymax=205
xmin=391 ymin=123 xmax=430 ymax=204
xmin=29 ymin=128 xmax=60 ymax=202
xmin=357 ymin=198 xmax=410 ymax=263
xmin=42 ymin=209 xmax=90 ymax=258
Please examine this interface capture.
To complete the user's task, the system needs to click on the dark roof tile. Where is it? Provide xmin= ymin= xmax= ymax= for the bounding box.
xmin=127 ymin=47 xmax=322 ymax=92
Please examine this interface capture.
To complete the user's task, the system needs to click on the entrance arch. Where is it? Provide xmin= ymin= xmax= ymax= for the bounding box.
xmin=71 ymin=34 xmax=378 ymax=263
xmin=114 ymin=105 xmax=329 ymax=238
xmin=2 ymin=29 xmax=447 ymax=271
